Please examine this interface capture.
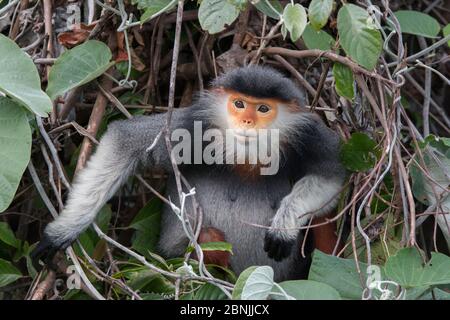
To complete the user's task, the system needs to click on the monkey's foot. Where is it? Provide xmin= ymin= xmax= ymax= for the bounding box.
xmin=263 ymin=231 xmax=295 ymax=261
xmin=30 ymin=234 xmax=72 ymax=271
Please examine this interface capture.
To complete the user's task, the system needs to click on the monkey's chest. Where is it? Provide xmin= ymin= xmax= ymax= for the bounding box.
xmin=164 ymin=168 xmax=299 ymax=279
xmin=173 ymin=167 xmax=292 ymax=230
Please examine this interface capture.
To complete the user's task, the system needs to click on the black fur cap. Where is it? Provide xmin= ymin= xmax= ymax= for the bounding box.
xmin=211 ymin=65 xmax=304 ymax=104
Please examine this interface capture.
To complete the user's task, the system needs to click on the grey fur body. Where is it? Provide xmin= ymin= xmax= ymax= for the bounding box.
xmin=160 ymin=165 xmax=302 ymax=281
xmin=34 ymin=66 xmax=346 ymax=281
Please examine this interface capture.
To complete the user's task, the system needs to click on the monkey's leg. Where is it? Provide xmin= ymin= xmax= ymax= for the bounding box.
xmin=264 ymin=175 xmax=343 ymax=261
xmin=311 ymin=215 xmax=342 ymax=254
xmin=31 ymin=113 xmax=176 ymax=268
xmin=31 ymin=129 xmax=140 ymax=268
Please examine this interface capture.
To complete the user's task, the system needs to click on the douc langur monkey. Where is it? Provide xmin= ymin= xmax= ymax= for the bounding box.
xmin=32 ymin=66 xmax=346 ymax=281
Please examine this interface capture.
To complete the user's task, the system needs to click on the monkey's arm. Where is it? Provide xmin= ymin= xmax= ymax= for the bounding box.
xmin=264 ymin=117 xmax=346 ymax=261
xmin=264 ymin=175 xmax=343 ymax=261
xmin=32 ymin=111 xmax=184 ymax=267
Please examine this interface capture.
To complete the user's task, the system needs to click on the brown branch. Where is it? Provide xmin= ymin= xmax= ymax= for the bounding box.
xmin=273 ymin=54 xmax=328 ymax=109
xmin=261 ymin=47 xmax=397 ymax=85
xmin=232 ymin=5 xmax=250 ymax=46
xmin=311 ymin=61 xmax=331 ymax=111
xmin=30 ymin=270 xmax=56 ymax=300
xmin=75 ymin=73 xmax=113 ymax=173
xmin=9 ymin=0 xmax=29 ymax=39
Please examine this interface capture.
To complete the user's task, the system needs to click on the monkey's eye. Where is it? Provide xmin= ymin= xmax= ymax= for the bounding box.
xmin=257 ymin=104 xmax=270 ymax=113
xmin=233 ymin=100 xmax=245 ymax=109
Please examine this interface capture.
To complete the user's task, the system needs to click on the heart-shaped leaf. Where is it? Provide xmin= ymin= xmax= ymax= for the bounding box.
xmin=46 ymin=40 xmax=114 ymax=100
xmin=0 ymin=34 xmax=52 ymax=117
xmin=302 ymin=25 xmax=336 ymax=50
xmin=0 ymin=98 xmax=32 ymax=213
xmin=232 ymin=266 xmax=257 ymax=299
xmin=272 ymin=280 xmax=341 ymax=300
xmin=0 ymin=222 xmax=20 ymax=248
xmin=384 ymin=248 xmax=450 ymax=287
xmin=0 ymin=258 xmax=22 ymax=288
xmin=283 ymin=3 xmax=307 ymax=42
xmin=241 ymin=266 xmax=274 ymax=300
xmin=333 ymin=62 xmax=355 ymax=100
xmin=308 ymin=250 xmax=370 ymax=299
xmin=394 ymin=10 xmax=440 ymax=38
xmin=198 ymin=0 xmax=241 ymax=34
xmin=308 ymin=0 xmax=334 ymax=30
xmin=337 ymin=4 xmax=382 ymax=70
xmin=253 ymin=0 xmax=283 ymax=19
xmin=340 ymin=133 xmax=380 ymax=172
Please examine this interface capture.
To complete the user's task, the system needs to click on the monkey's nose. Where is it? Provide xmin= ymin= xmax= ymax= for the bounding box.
xmin=241 ymin=119 xmax=254 ymax=126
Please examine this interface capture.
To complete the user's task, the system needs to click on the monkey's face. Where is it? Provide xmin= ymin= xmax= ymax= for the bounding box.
xmin=225 ymin=91 xmax=281 ymax=142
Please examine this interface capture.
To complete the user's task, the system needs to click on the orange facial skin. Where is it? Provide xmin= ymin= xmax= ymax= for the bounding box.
xmin=225 ymin=90 xmax=282 ymax=129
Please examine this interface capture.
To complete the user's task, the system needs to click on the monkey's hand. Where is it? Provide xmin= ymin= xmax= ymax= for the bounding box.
xmin=31 ymin=228 xmax=76 ymax=271
xmin=263 ymin=200 xmax=302 ymax=262
xmin=264 ymin=230 xmax=296 ymax=262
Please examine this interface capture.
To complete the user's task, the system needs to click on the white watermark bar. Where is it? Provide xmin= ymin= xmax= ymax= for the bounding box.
xmin=170 ymin=121 xmax=280 ymax=175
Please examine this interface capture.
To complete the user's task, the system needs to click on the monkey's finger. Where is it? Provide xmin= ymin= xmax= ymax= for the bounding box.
xmin=264 ymin=233 xmax=283 ymax=260
xmin=31 ymin=236 xmax=59 ymax=271
xmin=30 ymin=245 xmax=49 ymax=271
xmin=264 ymin=232 xmax=294 ymax=261
xmin=277 ymin=240 xmax=294 ymax=261
xmin=273 ymin=238 xmax=290 ymax=261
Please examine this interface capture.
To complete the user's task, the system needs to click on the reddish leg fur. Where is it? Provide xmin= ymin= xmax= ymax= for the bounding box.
xmin=311 ymin=214 xmax=342 ymax=254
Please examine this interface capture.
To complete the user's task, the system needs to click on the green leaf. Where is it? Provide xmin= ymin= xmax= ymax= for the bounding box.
xmin=187 ymin=241 xmax=233 ymax=254
xmin=194 ymin=283 xmax=227 ymax=300
xmin=281 ymin=23 xmax=287 ymax=40
xmin=410 ymin=135 xmax=450 ymax=210
xmin=46 ymin=40 xmax=114 ymax=100
xmin=241 ymin=266 xmax=274 ymax=300
xmin=272 ymin=280 xmax=341 ymax=300
xmin=232 ymin=266 xmax=257 ymax=299
xmin=337 ymin=4 xmax=382 ymax=70
xmin=198 ymin=0 xmax=241 ymax=34
xmin=308 ymin=250 xmax=369 ymax=300
xmin=126 ymin=269 xmax=160 ymax=291
xmin=302 ymin=25 xmax=335 ymax=51
xmin=0 ymin=222 xmax=19 ymax=248
xmin=0 ymin=98 xmax=32 ymax=212
xmin=23 ymin=242 xmax=38 ymax=279
xmin=443 ymin=24 xmax=450 ymax=47
xmin=130 ymin=198 xmax=162 ymax=257
xmin=0 ymin=34 xmax=52 ymax=117
xmin=283 ymin=3 xmax=307 ymax=42
xmin=228 ymin=0 xmax=247 ymax=11
xmin=200 ymin=241 xmax=232 ymax=253
xmin=253 ymin=0 xmax=282 ymax=19
xmin=308 ymin=0 xmax=334 ymax=30
xmin=0 ymin=258 xmax=22 ymax=288
xmin=411 ymin=137 xmax=450 ymax=249
xmin=138 ymin=0 xmax=177 ymax=23
xmin=340 ymin=133 xmax=380 ymax=172
xmin=384 ymin=248 xmax=450 ymax=287
xmin=427 ymin=288 xmax=450 ymax=300
xmin=96 ymin=205 xmax=113 ymax=232
xmin=333 ymin=62 xmax=354 ymax=100
xmin=394 ymin=11 xmax=440 ymax=38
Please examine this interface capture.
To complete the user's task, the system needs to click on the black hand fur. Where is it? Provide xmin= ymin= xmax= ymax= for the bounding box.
xmin=30 ymin=234 xmax=72 ymax=271
xmin=263 ymin=232 xmax=295 ymax=262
